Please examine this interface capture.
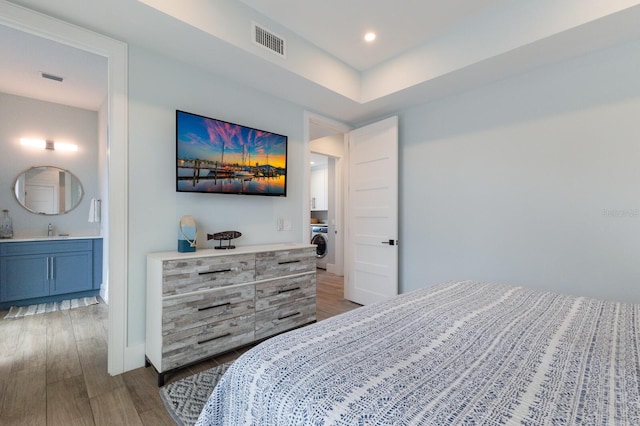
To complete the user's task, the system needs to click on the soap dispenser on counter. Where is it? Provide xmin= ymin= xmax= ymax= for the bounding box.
xmin=47 ymin=223 xmax=54 ymax=237
xmin=0 ymin=209 xmax=13 ymax=239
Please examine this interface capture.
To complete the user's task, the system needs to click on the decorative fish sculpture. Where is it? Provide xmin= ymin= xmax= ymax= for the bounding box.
xmin=207 ymin=230 xmax=242 ymax=241
xmin=207 ymin=230 xmax=242 ymax=250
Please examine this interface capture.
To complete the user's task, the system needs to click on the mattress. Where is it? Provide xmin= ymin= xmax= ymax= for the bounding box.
xmin=196 ymin=280 xmax=640 ymax=425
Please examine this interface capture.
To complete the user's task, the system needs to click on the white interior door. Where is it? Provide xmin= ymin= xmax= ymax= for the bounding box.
xmin=25 ymin=183 xmax=57 ymax=214
xmin=345 ymin=116 xmax=398 ymax=305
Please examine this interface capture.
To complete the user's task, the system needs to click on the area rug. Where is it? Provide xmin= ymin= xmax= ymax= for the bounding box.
xmin=160 ymin=362 xmax=231 ymax=426
xmin=3 ymin=296 xmax=99 ymax=319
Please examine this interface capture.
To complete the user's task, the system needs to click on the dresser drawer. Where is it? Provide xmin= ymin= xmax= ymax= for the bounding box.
xmin=255 ymin=248 xmax=315 ymax=280
xmin=162 ymin=254 xmax=255 ymax=295
xmin=162 ymin=284 xmax=255 ymax=335
xmin=255 ymin=273 xmax=315 ymax=312
xmin=255 ymin=297 xmax=316 ymax=340
xmin=162 ymin=314 xmax=255 ymax=371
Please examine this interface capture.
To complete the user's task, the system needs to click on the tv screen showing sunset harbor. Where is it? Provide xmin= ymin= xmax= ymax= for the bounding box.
xmin=176 ymin=110 xmax=287 ymax=196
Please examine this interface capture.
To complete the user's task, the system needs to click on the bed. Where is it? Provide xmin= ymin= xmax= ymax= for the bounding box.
xmin=196 ymin=280 xmax=640 ymax=425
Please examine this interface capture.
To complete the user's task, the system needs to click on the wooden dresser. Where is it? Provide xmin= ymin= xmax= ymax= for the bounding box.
xmin=146 ymin=243 xmax=316 ymax=385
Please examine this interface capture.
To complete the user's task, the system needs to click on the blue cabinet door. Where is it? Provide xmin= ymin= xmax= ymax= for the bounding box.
xmin=0 ymin=254 xmax=49 ymax=301
xmin=0 ymin=238 xmax=101 ymax=307
xmin=50 ymin=251 xmax=93 ymax=295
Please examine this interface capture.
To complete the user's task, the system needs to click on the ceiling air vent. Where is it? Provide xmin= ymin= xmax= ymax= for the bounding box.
xmin=252 ymin=22 xmax=286 ymax=58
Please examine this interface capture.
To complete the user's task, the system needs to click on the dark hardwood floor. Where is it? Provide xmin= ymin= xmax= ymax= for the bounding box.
xmin=0 ymin=269 xmax=360 ymax=425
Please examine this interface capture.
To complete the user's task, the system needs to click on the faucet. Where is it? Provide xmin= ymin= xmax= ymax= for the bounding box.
xmin=48 ymin=223 xmax=53 ymax=237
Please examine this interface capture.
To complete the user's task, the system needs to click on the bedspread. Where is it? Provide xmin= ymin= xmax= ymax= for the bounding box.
xmin=196 ymin=280 xmax=640 ymax=425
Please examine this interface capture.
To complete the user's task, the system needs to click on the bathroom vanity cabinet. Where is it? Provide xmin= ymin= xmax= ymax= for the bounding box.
xmin=0 ymin=237 xmax=102 ymax=309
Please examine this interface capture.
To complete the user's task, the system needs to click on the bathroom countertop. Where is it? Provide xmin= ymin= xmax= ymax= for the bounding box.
xmin=0 ymin=235 xmax=102 ymax=243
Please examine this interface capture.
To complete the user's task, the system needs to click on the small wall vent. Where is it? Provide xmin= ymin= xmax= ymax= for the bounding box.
xmin=252 ymin=22 xmax=286 ymax=58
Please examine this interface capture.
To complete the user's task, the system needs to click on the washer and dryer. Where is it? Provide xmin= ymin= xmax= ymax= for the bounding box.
xmin=310 ymin=225 xmax=329 ymax=269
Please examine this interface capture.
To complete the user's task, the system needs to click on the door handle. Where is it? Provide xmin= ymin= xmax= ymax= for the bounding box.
xmin=381 ymin=239 xmax=398 ymax=246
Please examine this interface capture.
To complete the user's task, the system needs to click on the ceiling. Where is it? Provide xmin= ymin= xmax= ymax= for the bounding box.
xmin=235 ymin=0 xmax=510 ymax=71
xmin=0 ymin=24 xmax=107 ymax=111
xmin=2 ymin=0 xmax=640 ymax=127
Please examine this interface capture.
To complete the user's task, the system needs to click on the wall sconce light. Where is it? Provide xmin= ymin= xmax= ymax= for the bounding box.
xmin=20 ymin=138 xmax=78 ymax=152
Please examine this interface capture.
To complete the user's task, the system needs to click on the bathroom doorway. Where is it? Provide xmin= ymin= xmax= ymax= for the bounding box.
xmin=0 ymin=2 xmax=129 ymax=375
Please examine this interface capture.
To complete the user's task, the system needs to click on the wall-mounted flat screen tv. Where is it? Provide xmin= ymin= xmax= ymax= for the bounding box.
xmin=176 ymin=110 xmax=287 ymax=196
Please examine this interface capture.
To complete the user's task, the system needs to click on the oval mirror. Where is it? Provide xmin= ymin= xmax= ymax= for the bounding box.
xmin=13 ymin=166 xmax=84 ymax=215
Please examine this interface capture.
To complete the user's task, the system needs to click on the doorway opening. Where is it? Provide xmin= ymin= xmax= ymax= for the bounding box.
xmin=306 ymin=113 xmax=399 ymax=306
xmin=1 ymin=2 xmax=129 ymax=375
xmin=305 ymin=112 xmax=350 ymax=278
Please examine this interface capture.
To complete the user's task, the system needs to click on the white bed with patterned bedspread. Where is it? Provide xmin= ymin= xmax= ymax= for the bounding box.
xmin=196 ymin=280 xmax=640 ymax=425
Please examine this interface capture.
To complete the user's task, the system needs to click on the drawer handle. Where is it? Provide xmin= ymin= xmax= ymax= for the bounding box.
xmin=278 ymin=312 xmax=301 ymax=320
xmin=278 ymin=287 xmax=301 ymax=294
xmin=198 ymin=302 xmax=231 ymax=311
xmin=277 ymin=260 xmax=300 ymax=265
xmin=199 ymin=268 xmax=232 ymax=275
xmin=198 ymin=333 xmax=231 ymax=345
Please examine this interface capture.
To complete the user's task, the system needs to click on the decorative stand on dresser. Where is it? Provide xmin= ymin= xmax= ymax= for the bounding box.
xmin=146 ymin=243 xmax=316 ymax=386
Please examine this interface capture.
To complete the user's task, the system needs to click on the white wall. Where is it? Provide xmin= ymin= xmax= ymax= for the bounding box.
xmin=127 ymin=46 xmax=307 ymax=345
xmin=399 ymin=38 xmax=640 ymax=303
xmin=0 ymin=93 xmax=100 ymax=237
xmin=310 ymin=133 xmax=344 ymax=158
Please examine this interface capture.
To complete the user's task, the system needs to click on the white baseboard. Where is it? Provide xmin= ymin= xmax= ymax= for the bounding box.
xmin=100 ymin=283 xmax=109 ymax=304
xmin=326 ymin=263 xmax=343 ymax=276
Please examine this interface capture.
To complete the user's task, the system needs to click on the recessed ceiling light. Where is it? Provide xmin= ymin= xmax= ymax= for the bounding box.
xmin=364 ymin=32 xmax=376 ymax=42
